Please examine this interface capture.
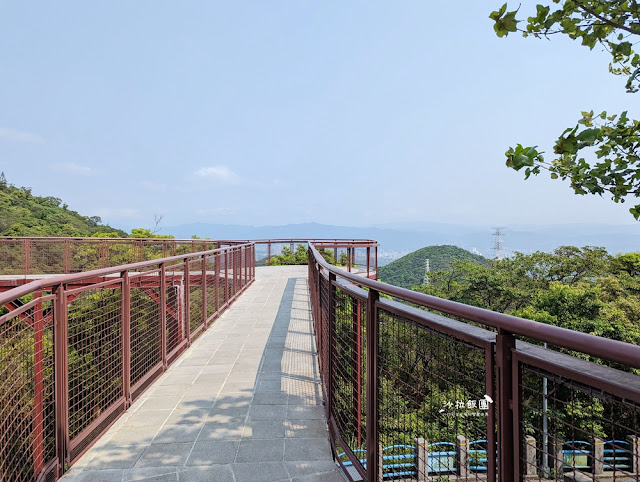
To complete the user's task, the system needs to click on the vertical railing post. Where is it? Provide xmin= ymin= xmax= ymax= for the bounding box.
xmin=268 ymin=242 xmax=271 ymax=266
xmin=327 ymin=272 xmax=336 ymax=422
xmin=366 ymin=288 xmax=380 ymax=482
xmin=496 ymin=328 xmax=516 ymax=481
xmin=53 ymin=283 xmax=69 ymax=477
xmin=184 ymin=258 xmax=191 ymax=345
xmin=202 ymin=255 xmax=207 ymax=329
xmin=122 ymin=271 xmax=131 ymax=405
xmin=33 ymin=290 xmax=44 ymax=478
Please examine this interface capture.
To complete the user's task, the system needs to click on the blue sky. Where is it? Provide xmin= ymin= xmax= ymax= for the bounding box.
xmin=0 ymin=1 xmax=638 ymax=231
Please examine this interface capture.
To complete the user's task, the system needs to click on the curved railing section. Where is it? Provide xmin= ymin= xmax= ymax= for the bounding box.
xmin=0 ymin=236 xmax=379 ymax=277
xmin=307 ymin=243 xmax=640 ymax=482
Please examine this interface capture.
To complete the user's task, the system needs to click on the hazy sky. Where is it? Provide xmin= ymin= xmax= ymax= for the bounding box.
xmin=1 ymin=2 xmax=638 ymax=232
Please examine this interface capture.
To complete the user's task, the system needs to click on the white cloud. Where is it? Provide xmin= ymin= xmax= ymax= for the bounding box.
xmin=0 ymin=127 xmax=45 ymax=144
xmin=51 ymin=162 xmax=99 ymax=176
xmin=194 ymin=165 xmax=241 ymax=184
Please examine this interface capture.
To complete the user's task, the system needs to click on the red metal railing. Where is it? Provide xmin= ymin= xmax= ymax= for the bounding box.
xmin=0 ymin=237 xmax=379 ymax=278
xmin=0 ymin=242 xmax=255 ymax=481
xmin=308 ymin=244 xmax=640 ymax=481
xmin=0 ymin=237 xmax=378 ymax=481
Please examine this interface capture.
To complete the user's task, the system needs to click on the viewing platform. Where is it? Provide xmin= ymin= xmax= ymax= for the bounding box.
xmin=59 ymin=266 xmax=342 ymax=482
xmin=3 ymin=236 xmax=640 ymax=481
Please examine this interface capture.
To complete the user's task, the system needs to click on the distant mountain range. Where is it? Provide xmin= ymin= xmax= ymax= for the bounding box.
xmin=163 ymin=221 xmax=640 ymax=264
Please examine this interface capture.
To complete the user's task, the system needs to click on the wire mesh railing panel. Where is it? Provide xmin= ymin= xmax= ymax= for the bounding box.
xmin=30 ymin=242 xmax=64 ymax=275
xmin=165 ymin=272 xmax=183 ymax=355
xmin=188 ymin=260 xmax=204 ymax=339
xmin=141 ymin=242 xmax=166 ymax=261
xmin=67 ymin=283 xmax=123 ymax=442
xmin=319 ymin=273 xmax=330 ymax=390
xmin=0 ymin=240 xmax=24 ymax=274
xmin=377 ymin=307 xmax=493 ymax=481
xmin=519 ymin=361 xmax=640 ymax=480
xmin=129 ymin=279 xmax=161 ymax=387
xmin=68 ymin=242 xmax=99 ymax=273
xmin=227 ymin=253 xmax=235 ymax=301
xmin=0 ymin=295 xmax=56 ymax=482
xmin=332 ymin=287 xmax=367 ymax=474
xmin=205 ymin=255 xmax=218 ymax=320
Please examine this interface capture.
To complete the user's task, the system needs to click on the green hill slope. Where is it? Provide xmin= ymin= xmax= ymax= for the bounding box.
xmin=0 ymin=176 xmax=126 ymax=237
xmin=378 ymin=245 xmax=489 ymax=288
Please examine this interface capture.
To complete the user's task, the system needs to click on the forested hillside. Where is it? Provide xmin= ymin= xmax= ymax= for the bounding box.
xmin=413 ymin=246 xmax=640 ymax=348
xmin=378 ymin=245 xmax=488 ymax=288
xmin=0 ymin=174 xmax=126 ymax=237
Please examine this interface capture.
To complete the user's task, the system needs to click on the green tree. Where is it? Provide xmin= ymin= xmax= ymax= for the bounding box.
xmin=491 ymin=2 xmax=640 ymax=218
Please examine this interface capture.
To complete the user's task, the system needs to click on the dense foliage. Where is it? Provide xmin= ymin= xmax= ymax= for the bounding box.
xmin=412 ymin=245 xmax=640 ymax=348
xmin=378 ymin=245 xmax=489 ymax=289
xmin=490 ymin=2 xmax=640 ymax=219
xmin=0 ymin=174 xmax=126 ymax=237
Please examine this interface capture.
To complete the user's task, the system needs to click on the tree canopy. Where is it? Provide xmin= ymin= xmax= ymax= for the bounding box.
xmin=0 ymin=174 xmax=126 ymax=237
xmin=490 ymin=1 xmax=640 ymax=218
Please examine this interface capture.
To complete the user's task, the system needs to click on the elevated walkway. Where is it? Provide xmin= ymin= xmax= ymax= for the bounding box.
xmin=61 ymin=266 xmax=343 ymax=482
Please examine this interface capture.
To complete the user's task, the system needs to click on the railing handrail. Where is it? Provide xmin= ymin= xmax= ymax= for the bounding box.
xmin=308 ymin=243 xmax=640 ymax=370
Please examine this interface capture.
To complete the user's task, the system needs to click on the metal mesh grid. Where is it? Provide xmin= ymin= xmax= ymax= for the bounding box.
xmin=332 ymin=287 xmax=367 ymax=472
xmin=105 ymin=241 xmax=134 ymax=268
xmin=319 ymin=273 xmax=330 ymax=392
xmin=165 ymin=270 xmax=183 ymax=355
xmin=227 ymin=252 xmax=235 ymax=301
xmin=377 ymin=308 xmax=492 ymax=481
xmin=142 ymin=242 xmax=166 ymax=261
xmin=67 ymin=283 xmax=123 ymax=440
xmin=0 ymin=296 xmax=56 ymax=482
xmin=189 ymin=260 xmax=204 ymax=339
xmin=30 ymin=241 xmax=64 ymax=275
xmin=519 ymin=363 xmax=640 ymax=480
xmin=0 ymin=240 xmax=25 ymax=274
xmin=68 ymin=242 xmax=99 ymax=273
xmin=205 ymin=254 xmax=218 ymax=321
xmin=129 ymin=277 xmax=161 ymax=387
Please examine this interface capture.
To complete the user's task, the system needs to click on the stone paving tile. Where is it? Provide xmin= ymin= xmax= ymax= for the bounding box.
xmin=123 ymin=467 xmax=179 ymax=481
xmin=177 ymin=465 xmax=235 ymax=481
xmin=61 ymin=267 xmax=342 ymax=481
xmin=135 ymin=442 xmax=194 ymax=467
xmin=233 ymin=462 xmax=290 ymax=481
xmin=186 ymin=440 xmax=240 ymax=465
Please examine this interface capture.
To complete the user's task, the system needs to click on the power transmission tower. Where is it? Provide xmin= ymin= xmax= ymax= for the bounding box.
xmin=492 ymin=227 xmax=507 ymax=260
xmin=423 ymin=258 xmax=430 ymax=285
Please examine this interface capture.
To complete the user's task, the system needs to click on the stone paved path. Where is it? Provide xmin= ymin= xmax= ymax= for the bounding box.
xmin=62 ymin=266 xmax=343 ymax=482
